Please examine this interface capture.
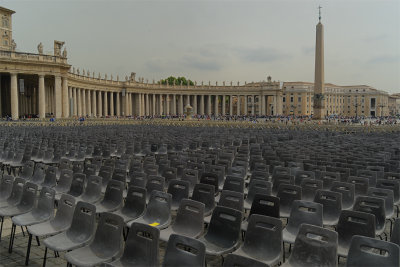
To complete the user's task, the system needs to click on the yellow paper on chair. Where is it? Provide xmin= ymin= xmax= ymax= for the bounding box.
xmin=149 ymin=222 xmax=160 ymax=227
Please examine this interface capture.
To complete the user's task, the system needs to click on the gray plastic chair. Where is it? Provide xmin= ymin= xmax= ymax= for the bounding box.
xmin=234 ymin=214 xmax=282 ymax=266
xmin=294 ymin=170 xmax=315 ymax=186
xmin=346 ymin=235 xmax=400 ymax=267
xmin=40 ymin=166 xmax=57 ymax=188
xmin=159 ymin=199 xmax=204 ymax=241
xmin=314 ymin=189 xmax=342 ymax=226
xmin=67 ymin=173 xmax=86 ymax=198
xmin=96 ymin=179 xmax=125 ymax=214
xmin=272 ymin=174 xmax=294 ymax=195
xmin=128 ymin=190 xmax=172 ymax=229
xmin=242 ymin=194 xmax=280 ymax=231
xmin=65 ymin=212 xmax=124 ymax=267
xmin=376 ymin=179 xmax=400 ymax=205
xmin=353 ymin=195 xmax=386 ymax=236
xmin=244 ymin=180 xmax=272 ymax=210
xmin=282 ymin=224 xmax=338 ymax=267
xmin=104 ymin=222 xmax=160 ymax=267
xmin=198 ymin=206 xmax=242 ymax=256
xmin=18 ymin=161 xmax=34 ymax=180
xmin=167 ymin=179 xmax=190 ymax=211
xmin=300 ymin=178 xmax=322 ymax=201
xmin=163 ymin=234 xmax=206 ymax=267
xmin=113 ymin=186 xmax=146 ymax=223
xmin=76 ymin=175 xmax=103 ymax=204
xmin=277 ymin=184 xmax=302 ymax=218
xmin=0 ymin=175 xmax=14 ymax=201
xmin=0 ymin=177 xmax=25 ymax=209
xmin=222 ymin=175 xmax=245 ymax=193
xmin=337 ymin=210 xmax=376 ymax=257
xmin=26 ymin=194 xmax=76 ymax=265
xmin=146 ymin=175 xmax=165 ymax=202
xmin=316 ymin=171 xmax=340 ymax=190
xmin=223 ymin=254 xmax=269 ymax=267
xmin=43 ymin=201 xmax=96 ymax=266
xmin=391 ymin=218 xmax=400 ymax=246
xmin=348 ymin=176 xmax=369 ymax=196
xmin=282 ymin=200 xmax=323 ymax=244
xmin=368 ymin=187 xmax=394 ymax=219
xmin=54 ymin=169 xmax=73 ymax=200
xmin=30 ymin=163 xmax=46 ymax=184
xmin=331 ymin=181 xmax=355 ymax=210
xmin=181 ymin=169 xmax=198 ymax=192
xmin=191 ymin=183 xmax=215 ymax=216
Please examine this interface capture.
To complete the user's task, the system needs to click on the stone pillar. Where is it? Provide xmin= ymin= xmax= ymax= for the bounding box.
xmin=87 ymin=90 xmax=92 ymax=116
xmin=146 ymin=94 xmax=149 ymax=116
xmin=76 ymin=88 xmax=81 ymax=116
xmin=186 ymin=95 xmax=190 ymax=106
xmin=152 ymin=94 xmax=156 ymax=115
xmin=98 ymin=91 xmax=102 ymax=116
xmin=229 ymin=95 xmax=233 ymax=115
xmin=244 ymin=95 xmax=248 ymax=115
xmin=116 ymin=92 xmax=120 ymax=116
xmin=200 ymin=95 xmax=204 ymax=115
xmin=73 ymin=88 xmax=77 ymax=116
xmin=104 ymin=91 xmax=108 ymax=116
xmin=273 ymin=95 xmax=277 ymax=116
xmin=82 ymin=89 xmax=86 ymax=116
xmin=313 ymin=21 xmax=325 ymax=119
xmin=54 ymin=76 xmax=62 ymax=118
xmin=158 ymin=94 xmax=162 ymax=115
xmin=214 ymin=95 xmax=219 ymax=116
xmin=110 ymin=92 xmax=114 ymax=116
xmin=179 ymin=94 xmax=183 ymax=115
xmin=62 ymin=77 xmax=69 ymax=118
xmin=92 ymin=90 xmax=96 ymax=117
xmin=193 ymin=95 xmax=197 ymax=114
xmin=207 ymin=95 xmax=211 ymax=115
xmin=10 ymin=73 xmax=18 ymax=120
xmin=237 ymin=95 xmax=241 ymax=115
xmin=172 ymin=94 xmax=176 ymax=115
xmin=166 ymin=94 xmax=170 ymax=115
xmin=38 ymin=75 xmax=45 ymax=119
xmin=251 ymin=96 xmax=255 ymax=115
xmin=222 ymin=95 xmax=226 ymax=115
xmin=258 ymin=95 xmax=262 ymax=116
xmin=124 ymin=93 xmax=129 ymax=116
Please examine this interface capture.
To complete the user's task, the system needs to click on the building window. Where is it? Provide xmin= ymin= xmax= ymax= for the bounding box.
xmin=290 ymin=97 xmax=293 ymax=103
xmin=283 ymin=97 xmax=286 ymax=103
xmin=298 ymin=97 xmax=301 ymax=102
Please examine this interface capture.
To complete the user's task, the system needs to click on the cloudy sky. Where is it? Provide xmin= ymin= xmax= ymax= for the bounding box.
xmin=4 ymin=0 xmax=400 ymax=93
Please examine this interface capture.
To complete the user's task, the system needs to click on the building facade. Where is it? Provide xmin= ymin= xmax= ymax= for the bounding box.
xmin=0 ymin=7 xmax=393 ymax=120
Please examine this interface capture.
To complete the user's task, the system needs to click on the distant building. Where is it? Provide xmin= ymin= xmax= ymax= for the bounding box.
xmin=389 ymin=93 xmax=400 ymax=116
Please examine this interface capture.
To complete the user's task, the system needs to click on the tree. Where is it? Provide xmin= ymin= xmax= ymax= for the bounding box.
xmin=159 ymin=76 xmax=194 ymax=86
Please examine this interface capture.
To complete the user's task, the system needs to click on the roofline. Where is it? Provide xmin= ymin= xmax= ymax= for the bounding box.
xmin=0 ymin=6 xmax=16 ymax=14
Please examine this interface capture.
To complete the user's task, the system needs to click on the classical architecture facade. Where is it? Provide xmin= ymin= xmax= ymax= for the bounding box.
xmin=0 ymin=6 xmax=394 ymax=120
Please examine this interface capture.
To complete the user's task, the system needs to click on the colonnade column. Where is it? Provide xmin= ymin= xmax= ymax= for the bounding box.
xmin=222 ymin=95 xmax=226 ymax=115
xmin=193 ymin=95 xmax=197 ymax=114
xmin=207 ymin=95 xmax=211 ymax=115
xmin=179 ymin=95 xmax=183 ymax=115
xmin=10 ymin=73 xmax=18 ymax=120
xmin=261 ymin=95 xmax=266 ymax=115
xmin=229 ymin=95 xmax=233 ymax=115
xmin=214 ymin=95 xmax=219 ymax=116
xmin=62 ymin=77 xmax=69 ymax=118
xmin=124 ymin=93 xmax=129 ymax=116
xmin=77 ymin=88 xmax=81 ymax=116
xmin=87 ymin=90 xmax=91 ymax=117
xmin=166 ymin=94 xmax=170 ymax=115
xmin=54 ymin=76 xmax=62 ymax=118
xmin=82 ymin=89 xmax=86 ymax=116
xmin=72 ymin=88 xmax=77 ymax=116
xmin=38 ymin=75 xmax=45 ymax=119
xmin=200 ymin=95 xmax=204 ymax=115
xmin=142 ymin=94 xmax=145 ymax=116
xmin=110 ymin=92 xmax=114 ymax=116
xmin=116 ymin=92 xmax=120 ymax=116
xmin=251 ymin=96 xmax=255 ymax=115
xmin=104 ymin=91 xmax=108 ymax=116
xmin=258 ymin=95 xmax=262 ymax=116
xmin=237 ymin=95 xmax=241 ymax=115
xmin=145 ymin=94 xmax=149 ymax=116
xmin=244 ymin=95 xmax=248 ymax=115
xmin=91 ymin=90 xmax=96 ymax=117
xmin=98 ymin=91 xmax=102 ymax=116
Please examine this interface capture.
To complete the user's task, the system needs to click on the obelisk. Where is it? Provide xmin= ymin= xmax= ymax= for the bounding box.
xmin=313 ymin=6 xmax=325 ymax=120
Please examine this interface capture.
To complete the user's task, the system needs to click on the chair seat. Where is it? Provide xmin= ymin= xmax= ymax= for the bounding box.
xmin=113 ymin=209 xmax=144 ymax=224
xmin=234 ymin=246 xmax=281 ymax=266
xmin=0 ymin=206 xmax=32 ymax=217
xmin=27 ymin=221 xmax=68 ymax=237
xmin=159 ymin=225 xmax=202 ymax=242
xmin=133 ymin=216 xmax=170 ymax=230
xmin=66 ymin=246 xmax=117 ymax=267
xmin=198 ymin=236 xmax=238 ymax=255
xmin=44 ymin=232 xmax=92 ymax=252
xmin=282 ymin=228 xmax=297 ymax=244
xmin=96 ymin=202 xmax=122 ymax=214
xmin=12 ymin=211 xmax=53 ymax=226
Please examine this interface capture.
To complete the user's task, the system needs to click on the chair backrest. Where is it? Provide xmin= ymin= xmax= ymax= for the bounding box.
xmin=272 ymin=166 xmax=290 ymax=177
xmin=144 ymin=190 xmax=172 ymax=225
xmin=367 ymin=187 xmax=394 ymax=217
xmin=272 ymin=174 xmax=295 ymax=194
xmin=353 ymin=196 xmax=385 ymax=232
xmin=331 ymin=181 xmax=355 ymax=210
xmin=250 ymin=194 xmax=280 ymax=218
xmin=243 ymin=214 xmax=282 ymax=261
xmin=36 ymin=186 xmax=55 ymax=215
xmin=337 ymin=210 xmax=375 ymax=248
xmin=222 ymin=253 xmax=269 ymax=267
xmin=218 ymin=190 xmax=244 ymax=212
xmin=391 ymin=218 xmax=400 ymax=246
xmin=205 ymin=206 xmax=242 ymax=248
xmin=123 ymin=186 xmax=146 ymax=217
xmin=31 ymin=163 xmax=46 ymax=183
xmin=376 ymin=179 xmax=400 ymax=203
xmin=4 ymin=177 xmax=25 ymax=205
xmin=67 ymin=201 xmax=96 ymax=242
xmin=56 ymin=169 xmax=73 ymax=191
xmin=90 ymin=212 xmax=124 ymax=257
xmin=163 ymin=234 xmax=205 ymax=267
xmin=51 ymin=194 xmax=76 ymax=229
xmin=72 ymin=161 xmax=84 ymax=173
xmin=347 ymin=235 xmax=400 ymax=267
xmin=42 ymin=166 xmax=57 ymax=187
xmin=276 ymin=184 xmax=302 ymax=213
xmin=84 ymin=163 xmax=96 ymax=177
xmin=122 ymin=222 xmax=160 ymax=266
xmin=19 ymin=161 xmax=34 ymax=179
xmin=200 ymin=172 xmax=219 ymax=193
xmin=250 ymin=171 xmax=269 ymax=182
xmin=288 ymin=224 xmax=338 ymax=267
xmin=67 ymin=173 xmax=86 ymax=197
xmin=82 ymin=175 xmax=102 ymax=200
xmin=314 ymin=189 xmax=342 ymax=221
xmin=0 ymin=175 xmax=14 ymax=200
xmin=300 ymin=178 xmax=323 ymax=201
xmin=286 ymin=200 xmax=323 ymax=234
xmin=295 ymin=170 xmax=315 ymax=186
xmin=167 ymin=179 xmax=189 ymax=208
xmin=316 ymin=171 xmax=340 ymax=189
xmin=19 ymin=182 xmax=38 ymax=209
xmin=222 ymin=176 xmax=244 ymax=193
xmin=347 ymin=176 xmax=369 ymax=196
xmin=172 ymin=199 xmax=205 ymax=237
xmin=191 ymin=183 xmax=215 ymax=216
xmin=103 ymin=180 xmax=124 ymax=205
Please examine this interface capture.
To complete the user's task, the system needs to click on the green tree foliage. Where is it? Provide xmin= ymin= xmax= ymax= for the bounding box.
xmin=159 ymin=76 xmax=194 ymax=86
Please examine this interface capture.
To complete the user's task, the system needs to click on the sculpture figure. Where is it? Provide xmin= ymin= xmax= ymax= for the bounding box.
xmin=37 ymin=42 xmax=43 ymax=54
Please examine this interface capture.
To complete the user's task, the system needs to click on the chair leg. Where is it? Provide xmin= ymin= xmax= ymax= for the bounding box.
xmin=0 ymin=217 xmax=3 ymax=242
xmin=25 ymin=234 xmax=33 ymax=266
xmin=36 ymin=235 xmax=40 ymax=246
xmin=8 ymin=223 xmax=16 ymax=253
xmin=43 ymin=247 xmax=48 ymax=267
xmin=21 ymin=226 xmax=25 ymax=237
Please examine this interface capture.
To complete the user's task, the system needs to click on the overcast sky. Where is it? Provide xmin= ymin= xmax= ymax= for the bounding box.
xmin=3 ymin=0 xmax=400 ymax=93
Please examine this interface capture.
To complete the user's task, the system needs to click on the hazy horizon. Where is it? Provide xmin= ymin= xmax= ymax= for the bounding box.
xmin=3 ymin=0 xmax=400 ymax=93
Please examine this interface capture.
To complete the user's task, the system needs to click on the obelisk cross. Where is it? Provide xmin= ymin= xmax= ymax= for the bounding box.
xmin=318 ymin=5 xmax=322 ymax=22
